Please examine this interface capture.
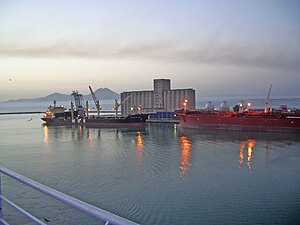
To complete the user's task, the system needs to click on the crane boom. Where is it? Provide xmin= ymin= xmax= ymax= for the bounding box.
xmin=264 ymin=84 xmax=272 ymax=113
xmin=89 ymin=86 xmax=100 ymax=116
xmin=119 ymin=93 xmax=134 ymax=106
xmin=113 ymin=93 xmax=134 ymax=115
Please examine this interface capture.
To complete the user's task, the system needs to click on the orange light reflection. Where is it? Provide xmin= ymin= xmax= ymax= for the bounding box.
xmin=239 ymin=143 xmax=245 ymax=164
xmin=180 ymin=136 xmax=192 ymax=176
xmin=239 ymin=139 xmax=256 ymax=171
xmin=43 ymin=125 xmax=49 ymax=144
xmin=247 ymin=139 xmax=256 ymax=170
xmin=136 ymin=132 xmax=144 ymax=160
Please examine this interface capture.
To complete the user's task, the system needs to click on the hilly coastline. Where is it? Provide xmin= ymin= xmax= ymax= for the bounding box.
xmin=3 ymin=88 xmax=120 ymax=103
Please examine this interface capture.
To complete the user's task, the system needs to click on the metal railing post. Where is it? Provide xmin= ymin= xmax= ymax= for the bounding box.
xmin=0 ymin=172 xmax=2 ymax=219
xmin=0 ymin=167 xmax=138 ymax=225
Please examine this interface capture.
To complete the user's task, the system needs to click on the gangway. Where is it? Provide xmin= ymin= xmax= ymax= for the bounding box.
xmin=0 ymin=167 xmax=138 ymax=225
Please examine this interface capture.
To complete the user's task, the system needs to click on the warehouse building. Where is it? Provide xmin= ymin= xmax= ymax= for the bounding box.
xmin=121 ymin=79 xmax=195 ymax=116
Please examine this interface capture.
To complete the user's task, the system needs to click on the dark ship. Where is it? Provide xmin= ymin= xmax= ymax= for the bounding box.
xmin=41 ymin=88 xmax=148 ymax=127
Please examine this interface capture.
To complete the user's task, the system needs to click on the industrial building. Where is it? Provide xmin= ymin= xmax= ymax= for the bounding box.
xmin=121 ymin=79 xmax=195 ymax=116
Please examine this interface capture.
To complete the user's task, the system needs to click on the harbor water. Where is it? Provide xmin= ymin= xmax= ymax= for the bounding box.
xmin=0 ymin=98 xmax=300 ymax=224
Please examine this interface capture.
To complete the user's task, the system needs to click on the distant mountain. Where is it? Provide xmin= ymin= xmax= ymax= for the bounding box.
xmin=35 ymin=92 xmax=71 ymax=102
xmin=3 ymin=88 xmax=120 ymax=103
xmin=86 ymin=88 xmax=120 ymax=101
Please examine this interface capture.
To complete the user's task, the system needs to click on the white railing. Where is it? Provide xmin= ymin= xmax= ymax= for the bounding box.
xmin=0 ymin=167 xmax=138 ymax=225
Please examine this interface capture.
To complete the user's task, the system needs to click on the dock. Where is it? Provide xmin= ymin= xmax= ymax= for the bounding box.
xmin=146 ymin=118 xmax=179 ymax=123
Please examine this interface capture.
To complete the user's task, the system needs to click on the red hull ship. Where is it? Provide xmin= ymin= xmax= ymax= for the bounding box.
xmin=176 ymin=85 xmax=300 ymax=132
xmin=176 ymin=109 xmax=300 ymax=132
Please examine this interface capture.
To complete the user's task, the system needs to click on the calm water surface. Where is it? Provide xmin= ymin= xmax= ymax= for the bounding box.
xmin=0 ymin=113 xmax=300 ymax=224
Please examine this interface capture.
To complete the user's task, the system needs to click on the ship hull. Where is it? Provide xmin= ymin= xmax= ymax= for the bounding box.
xmin=41 ymin=114 xmax=148 ymax=128
xmin=176 ymin=110 xmax=300 ymax=133
xmin=85 ymin=114 xmax=148 ymax=128
xmin=41 ymin=118 xmax=84 ymax=126
xmin=85 ymin=122 xmax=147 ymax=128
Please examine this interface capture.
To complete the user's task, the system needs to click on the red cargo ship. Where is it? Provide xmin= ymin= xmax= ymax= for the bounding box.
xmin=176 ymin=85 xmax=300 ymax=132
xmin=176 ymin=109 xmax=300 ymax=132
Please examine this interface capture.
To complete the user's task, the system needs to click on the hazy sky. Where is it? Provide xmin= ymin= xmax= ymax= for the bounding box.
xmin=0 ymin=0 xmax=299 ymax=101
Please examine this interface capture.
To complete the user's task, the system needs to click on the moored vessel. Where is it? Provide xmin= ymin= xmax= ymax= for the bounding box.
xmin=84 ymin=86 xmax=148 ymax=127
xmin=176 ymin=109 xmax=300 ymax=132
xmin=41 ymin=88 xmax=148 ymax=127
xmin=41 ymin=91 xmax=85 ymax=125
xmin=85 ymin=113 xmax=149 ymax=128
xmin=176 ymin=85 xmax=300 ymax=133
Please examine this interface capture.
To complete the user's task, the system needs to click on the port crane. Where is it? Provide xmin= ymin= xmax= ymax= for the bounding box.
xmin=71 ymin=90 xmax=85 ymax=118
xmin=264 ymin=84 xmax=272 ymax=113
xmin=71 ymin=90 xmax=84 ymax=109
xmin=113 ymin=93 xmax=134 ymax=116
xmin=89 ymin=86 xmax=101 ymax=116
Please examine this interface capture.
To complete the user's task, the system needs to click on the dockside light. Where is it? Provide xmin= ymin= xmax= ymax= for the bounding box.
xmin=183 ymin=99 xmax=188 ymax=111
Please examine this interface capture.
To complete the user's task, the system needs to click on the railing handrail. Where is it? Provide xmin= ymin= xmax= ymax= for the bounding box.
xmin=0 ymin=166 xmax=138 ymax=225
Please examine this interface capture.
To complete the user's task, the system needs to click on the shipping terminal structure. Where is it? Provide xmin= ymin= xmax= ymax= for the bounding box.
xmin=41 ymin=79 xmax=195 ymax=126
xmin=121 ymin=79 xmax=196 ymax=121
xmin=41 ymin=80 xmax=300 ymax=132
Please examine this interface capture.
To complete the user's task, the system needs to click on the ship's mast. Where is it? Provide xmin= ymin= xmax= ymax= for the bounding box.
xmin=89 ymin=86 xmax=100 ymax=116
xmin=264 ymin=84 xmax=272 ymax=113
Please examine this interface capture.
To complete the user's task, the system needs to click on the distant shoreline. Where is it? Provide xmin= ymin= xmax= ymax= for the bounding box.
xmin=0 ymin=88 xmax=120 ymax=103
xmin=0 ymin=111 xmax=43 ymax=115
xmin=0 ymin=110 xmax=119 ymax=115
xmin=1 ymin=95 xmax=300 ymax=104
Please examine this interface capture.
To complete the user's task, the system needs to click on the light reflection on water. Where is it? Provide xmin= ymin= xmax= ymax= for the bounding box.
xmin=239 ymin=139 xmax=256 ymax=171
xmin=136 ymin=131 xmax=144 ymax=159
xmin=43 ymin=125 xmax=49 ymax=144
xmin=1 ymin=115 xmax=300 ymax=224
xmin=179 ymin=136 xmax=192 ymax=176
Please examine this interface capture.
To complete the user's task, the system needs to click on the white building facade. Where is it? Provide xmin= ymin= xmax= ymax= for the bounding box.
xmin=121 ymin=79 xmax=195 ymax=115
xmin=163 ymin=89 xmax=195 ymax=112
